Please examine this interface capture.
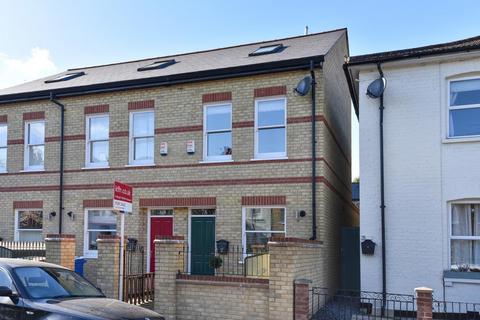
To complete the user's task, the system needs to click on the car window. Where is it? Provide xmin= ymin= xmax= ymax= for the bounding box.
xmin=0 ymin=268 xmax=14 ymax=290
xmin=14 ymin=267 xmax=103 ymax=299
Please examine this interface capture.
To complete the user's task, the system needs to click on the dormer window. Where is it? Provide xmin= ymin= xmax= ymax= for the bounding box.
xmin=45 ymin=72 xmax=85 ymax=83
xmin=249 ymin=44 xmax=284 ymax=56
xmin=137 ymin=59 xmax=176 ymax=71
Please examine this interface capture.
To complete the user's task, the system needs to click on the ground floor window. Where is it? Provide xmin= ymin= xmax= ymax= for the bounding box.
xmin=15 ymin=210 xmax=43 ymax=241
xmin=451 ymin=203 xmax=480 ymax=270
xmin=84 ymin=209 xmax=116 ymax=258
xmin=243 ymin=207 xmax=285 ymax=253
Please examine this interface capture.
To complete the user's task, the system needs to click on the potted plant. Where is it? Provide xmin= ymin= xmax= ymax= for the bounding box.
xmin=209 ymin=256 xmax=223 ymax=269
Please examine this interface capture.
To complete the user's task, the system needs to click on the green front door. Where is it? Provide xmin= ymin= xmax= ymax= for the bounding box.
xmin=191 ymin=216 xmax=215 ymax=275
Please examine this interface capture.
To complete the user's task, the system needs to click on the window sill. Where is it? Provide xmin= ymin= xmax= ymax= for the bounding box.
xmin=442 ymin=137 xmax=480 ymax=144
xmin=250 ymin=156 xmax=288 ymax=161
xmin=125 ymin=163 xmax=156 ymax=168
xmin=0 ymin=170 xmax=7 ymax=174
xmin=81 ymin=166 xmax=110 ymax=170
xmin=444 ymin=271 xmax=480 ymax=283
xmin=199 ymin=159 xmax=234 ymax=164
xmin=20 ymin=169 xmax=45 ymax=173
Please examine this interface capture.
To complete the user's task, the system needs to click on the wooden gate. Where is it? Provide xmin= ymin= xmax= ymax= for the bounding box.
xmin=123 ymin=241 xmax=154 ymax=305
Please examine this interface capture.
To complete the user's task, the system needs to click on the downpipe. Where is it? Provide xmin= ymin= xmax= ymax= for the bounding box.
xmin=310 ymin=60 xmax=317 ymax=241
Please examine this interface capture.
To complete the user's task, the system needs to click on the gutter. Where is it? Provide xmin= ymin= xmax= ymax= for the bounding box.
xmin=0 ymin=56 xmax=324 ymax=105
xmin=343 ymin=63 xmax=359 ymax=118
xmin=49 ymin=93 xmax=65 ymax=234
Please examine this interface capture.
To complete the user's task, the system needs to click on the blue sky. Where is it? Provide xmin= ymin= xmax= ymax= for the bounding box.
xmin=1 ymin=0 xmax=479 ymax=179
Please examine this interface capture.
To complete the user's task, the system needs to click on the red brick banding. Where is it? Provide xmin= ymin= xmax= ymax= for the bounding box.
xmin=0 ymin=115 xmax=7 ymax=123
xmin=232 ymin=120 xmax=254 ymax=128
xmin=7 ymin=139 xmax=23 ymax=145
xmin=254 ymin=85 xmax=287 ymax=98
xmin=241 ymin=196 xmax=286 ymax=206
xmin=176 ymin=274 xmax=269 ymax=285
xmin=13 ymin=200 xmax=43 ymax=209
xmin=202 ymin=92 xmax=232 ymax=103
xmin=109 ymin=131 xmax=129 ymax=138
xmin=128 ymin=100 xmax=154 ymax=110
xmin=23 ymin=111 xmax=45 ymax=121
xmin=84 ymin=104 xmax=109 ymax=114
xmin=140 ymin=197 xmax=216 ymax=207
xmin=45 ymin=134 xmax=85 ymax=142
xmin=155 ymin=125 xmax=203 ymax=134
xmin=83 ymin=199 xmax=113 ymax=208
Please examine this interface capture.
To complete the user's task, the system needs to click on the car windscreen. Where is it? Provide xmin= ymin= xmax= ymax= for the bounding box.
xmin=13 ymin=266 xmax=104 ymax=299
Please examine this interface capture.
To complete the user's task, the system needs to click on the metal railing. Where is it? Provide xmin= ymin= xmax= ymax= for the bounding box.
xmin=124 ymin=272 xmax=155 ymax=305
xmin=178 ymin=245 xmax=269 ymax=278
xmin=0 ymin=241 xmax=46 ymax=261
xmin=310 ymin=288 xmax=416 ymax=319
xmin=433 ymin=299 xmax=480 ymax=319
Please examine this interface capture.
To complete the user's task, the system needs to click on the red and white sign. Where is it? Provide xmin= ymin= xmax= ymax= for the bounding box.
xmin=113 ymin=181 xmax=133 ymax=213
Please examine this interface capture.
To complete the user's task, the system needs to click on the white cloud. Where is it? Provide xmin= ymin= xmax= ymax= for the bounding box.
xmin=0 ymin=47 xmax=58 ymax=89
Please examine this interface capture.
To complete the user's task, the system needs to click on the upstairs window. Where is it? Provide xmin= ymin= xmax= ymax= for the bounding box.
xmin=129 ymin=111 xmax=154 ymax=165
xmin=449 ymin=78 xmax=480 ymax=138
xmin=203 ymin=103 xmax=232 ymax=161
xmin=137 ymin=59 xmax=176 ymax=71
xmin=0 ymin=124 xmax=6 ymax=172
xmin=254 ymin=98 xmax=287 ymax=159
xmin=45 ymin=72 xmax=85 ymax=83
xmin=86 ymin=114 xmax=109 ymax=167
xmin=24 ymin=121 xmax=45 ymax=170
xmin=450 ymin=203 xmax=480 ymax=270
xmin=249 ymin=44 xmax=284 ymax=56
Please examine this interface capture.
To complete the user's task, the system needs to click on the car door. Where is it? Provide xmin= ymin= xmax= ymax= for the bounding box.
xmin=0 ymin=267 xmax=24 ymax=320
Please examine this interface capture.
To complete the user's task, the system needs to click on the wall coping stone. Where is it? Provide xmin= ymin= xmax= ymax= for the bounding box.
xmin=97 ymin=235 xmax=121 ymax=243
xmin=295 ymin=278 xmax=313 ymax=285
xmin=45 ymin=234 xmax=76 ymax=242
xmin=268 ymin=237 xmax=323 ymax=248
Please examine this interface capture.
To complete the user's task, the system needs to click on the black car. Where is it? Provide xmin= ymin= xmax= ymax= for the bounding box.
xmin=0 ymin=258 xmax=164 ymax=320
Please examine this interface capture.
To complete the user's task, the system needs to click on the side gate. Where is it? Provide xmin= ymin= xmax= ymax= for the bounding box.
xmin=123 ymin=241 xmax=155 ymax=305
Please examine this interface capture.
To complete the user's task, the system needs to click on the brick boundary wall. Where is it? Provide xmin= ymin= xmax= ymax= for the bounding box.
xmin=415 ymin=287 xmax=433 ymax=320
xmin=44 ymin=234 xmax=76 ymax=270
xmin=294 ymin=279 xmax=312 ymax=320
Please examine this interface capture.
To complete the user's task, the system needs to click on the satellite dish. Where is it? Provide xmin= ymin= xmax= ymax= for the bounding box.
xmin=294 ymin=76 xmax=312 ymax=96
xmin=366 ymin=77 xmax=386 ymax=99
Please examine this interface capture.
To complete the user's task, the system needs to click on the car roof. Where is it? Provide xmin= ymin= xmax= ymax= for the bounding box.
xmin=0 ymin=258 xmax=68 ymax=269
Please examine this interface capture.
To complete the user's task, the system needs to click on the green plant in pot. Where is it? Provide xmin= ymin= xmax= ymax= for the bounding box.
xmin=209 ymin=256 xmax=223 ymax=269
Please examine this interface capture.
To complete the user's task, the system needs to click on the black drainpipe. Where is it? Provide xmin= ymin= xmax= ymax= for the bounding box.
xmin=310 ymin=60 xmax=317 ymax=240
xmin=50 ymin=93 xmax=65 ymax=234
xmin=377 ymin=63 xmax=387 ymax=310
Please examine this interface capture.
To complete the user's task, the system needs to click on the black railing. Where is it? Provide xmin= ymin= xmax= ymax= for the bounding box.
xmin=0 ymin=241 xmax=45 ymax=261
xmin=310 ymin=288 xmax=416 ymax=319
xmin=178 ymin=245 xmax=269 ymax=278
xmin=122 ymin=242 xmax=154 ymax=305
xmin=433 ymin=299 xmax=480 ymax=319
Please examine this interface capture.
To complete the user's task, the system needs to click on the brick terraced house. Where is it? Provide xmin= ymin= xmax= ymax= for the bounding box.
xmin=0 ymin=28 xmax=357 ymax=293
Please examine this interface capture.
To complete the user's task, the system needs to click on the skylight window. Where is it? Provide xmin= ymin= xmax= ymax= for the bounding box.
xmin=45 ymin=72 xmax=85 ymax=83
xmin=249 ymin=44 xmax=284 ymax=56
xmin=137 ymin=59 xmax=176 ymax=72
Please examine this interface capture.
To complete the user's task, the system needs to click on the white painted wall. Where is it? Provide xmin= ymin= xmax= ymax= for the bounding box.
xmin=359 ymin=55 xmax=480 ymax=303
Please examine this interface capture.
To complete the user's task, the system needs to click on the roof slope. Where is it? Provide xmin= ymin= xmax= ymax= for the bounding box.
xmin=0 ymin=29 xmax=346 ymax=102
xmin=349 ymin=34 xmax=480 ymax=65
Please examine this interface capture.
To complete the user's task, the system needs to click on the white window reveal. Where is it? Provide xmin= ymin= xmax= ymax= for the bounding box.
xmin=15 ymin=210 xmax=43 ymax=241
xmin=255 ymin=98 xmax=286 ymax=159
xmin=84 ymin=209 xmax=117 ymax=258
xmin=203 ymin=103 xmax=232 ymax=161
xmin=243 ymin=207 xmax=286 ymax=254
xmin=449 ymin=78 xmax=480 ymax=138
xmin=24 ymin=121 xmax=45 ymax=170
xmin=86 ymin=115 xmax=109 ymax=167
xmin=0 ymin=124 xmax=7 ymax=172
xmin=450 ymin=203 xmax=480 ymax=270
xmin=129 ymin=111 xmax=154 ymax=165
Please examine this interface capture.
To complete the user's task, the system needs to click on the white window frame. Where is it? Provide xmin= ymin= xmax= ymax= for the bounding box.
xmin=0 ymin=123 xmax=7 ymax=173
xmin=129 ymin=110 xmax=155 ymax=166
xmin=447 ymin=77 xmax=480 ymax=139
xmin=448 ymin=200 xmax=480 ymax=269
xmin=203 ymin=102 xmax=233 ymax=162
xmin=14 ymin=209 xmax=43 ymax=242
xmin=85 ymin=114 xmax=109 ymax=168
xmin=241 ymin=206 xmax=287 ymax=255
xmin=83 ymin=208 xmax=117 ymax=258
xmin=24 ymin=120 xmax=45 ymax=171
xmin=254 ymin=97 xmax=287 ymax=159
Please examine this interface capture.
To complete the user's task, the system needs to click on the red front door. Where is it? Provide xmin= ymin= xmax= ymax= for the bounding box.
xmin=150 ymin=217 xmax=173 ymax=272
